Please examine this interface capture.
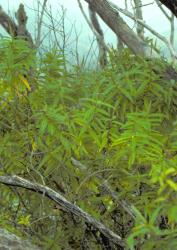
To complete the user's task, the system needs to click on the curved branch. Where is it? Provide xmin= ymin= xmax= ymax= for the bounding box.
xmin=88 ymin=4 xmax=107 ymax=67
xmin=0 ymin=175 xmax=125 ymax=247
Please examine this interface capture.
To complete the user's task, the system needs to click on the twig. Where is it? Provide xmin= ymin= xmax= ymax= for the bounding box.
xmin=35 ymin=0 xmax=48 ymax=48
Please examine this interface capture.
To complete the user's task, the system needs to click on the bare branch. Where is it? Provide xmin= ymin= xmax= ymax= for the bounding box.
xmin=133 ymin=0 xmax=144 ymax=39
xmin=35 ymin=0 xmax=48 ymax=48
xmin=88 ymin=4 xmax=107 ymax=67
xmin=83 ymin=0 xmax=158 ymax=58
xmin=170 ymin=14 xmax=175 ymax=46
xmin=77 ymin=0 xmax=108 ymax=68
xmin=15 ymin=4 xmax=34 ymax=47
xmin=0 ymin=5 xmax=18 ymax=36
xmin=108 ymin=1 xmax=177 ymax=60
xmin=0 ymin=4 xmax=34 ymax=48
xmin=155 ymin=1 xmax=175 ymax=48
xmin=0 ymin=175 xmax=125 ymax=247
xmin=155 ymin=0 xmax=171 ymax=20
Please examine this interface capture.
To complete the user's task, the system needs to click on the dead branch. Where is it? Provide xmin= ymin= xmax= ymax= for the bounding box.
xmin=0 ymin=175 xmax=125 ymax=248
xmin=0 ymin=6 xmax=18 ymax=36
xmin=77 ymin=0 xmax=108 ymax=68
xmin=83 ymin=0 xmax=157 ymax=58
xmin=107 ymin=1 xmax=177 ymax=60
xmin=88 ymin=3 xmax=108 ymax=67
xmin=155 ymin=0 xmax=175 ymax=47
xmin=133 ymin=0 xmax=144 ymax=39
xmin=0 ymin=4 xmax=33 ymax=48
xmin=35 ymin=0 xmax=48 ymax=48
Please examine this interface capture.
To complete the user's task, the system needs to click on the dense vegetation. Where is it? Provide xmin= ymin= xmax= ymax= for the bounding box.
xmin=0 ymin=38 xmax=177 ymax=249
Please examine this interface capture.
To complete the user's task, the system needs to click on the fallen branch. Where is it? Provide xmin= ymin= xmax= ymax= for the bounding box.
xmin=0 ymin=175 xmax=125 ymax=247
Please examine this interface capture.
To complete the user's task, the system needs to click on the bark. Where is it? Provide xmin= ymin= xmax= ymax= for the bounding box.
xmin=133 ymin=0 xmax=144 ymax=39
xmin=83 ymin=0 xmax=177 ymax=81
xmin=158 ymin=0 xmax=177 ymax=17
xmin=83 ymin=0 xmax=156 ymax=57
xmin=0 ymin=4 xmax=34 ymax=48
xmin=117 ymin=35 xmax=124 ymax=50
xmin=0 ymin=6 xmax=18 ymax=36
xmin=0 ymin=175 xmax=125 ymax=248
xmin=88 ymin=3 xmax=107 ymax=67
xmin=0 ymin=4 xmax=36 ymax=89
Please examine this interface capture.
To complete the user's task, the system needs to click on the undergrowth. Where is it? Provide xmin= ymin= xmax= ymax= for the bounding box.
xmin=0 ymin=38 xmax=177 ymax=250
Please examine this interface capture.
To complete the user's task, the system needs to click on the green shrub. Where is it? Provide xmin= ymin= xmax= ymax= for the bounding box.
xmin=0 ymin=39 xmax=176 ymax=249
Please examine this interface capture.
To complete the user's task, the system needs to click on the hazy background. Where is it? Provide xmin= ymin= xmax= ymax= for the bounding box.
xmin=0 ymin=0 xmax=176 ymax=65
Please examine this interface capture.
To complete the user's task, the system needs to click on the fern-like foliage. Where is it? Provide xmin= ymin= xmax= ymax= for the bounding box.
xmin=0 ymin=40 xmax=176 ymax=249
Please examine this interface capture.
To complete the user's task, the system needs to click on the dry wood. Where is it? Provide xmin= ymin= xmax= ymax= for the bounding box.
xmin=0 ymin=175 xmax=125 ymax=247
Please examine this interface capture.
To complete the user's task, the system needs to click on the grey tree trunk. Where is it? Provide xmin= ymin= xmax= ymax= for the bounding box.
xmin=83 ymin=0 xmax=157 ymax=58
